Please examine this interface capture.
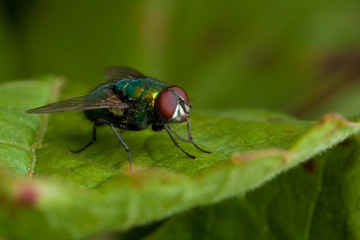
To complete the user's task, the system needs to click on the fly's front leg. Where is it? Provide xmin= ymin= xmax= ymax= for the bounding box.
xmin=70 ymin=123 xmax=98 ymax=153
xmin=166 ymin=124 xmax=189 ymax=142
xmin=187 ymin=122 xmax=212 ymax=154
xmin=164 ymin=126 xmax=196 ymax=159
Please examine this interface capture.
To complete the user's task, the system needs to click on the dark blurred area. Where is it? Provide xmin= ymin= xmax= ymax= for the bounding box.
xmin=1 ymin=0 xmax=360 ymax=119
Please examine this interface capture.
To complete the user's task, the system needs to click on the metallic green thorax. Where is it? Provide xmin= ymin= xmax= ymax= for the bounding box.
xmin=85 ymin=78 xmax=168 ymax=131
xmin=116 ymin=78 xmax=167 ymax=108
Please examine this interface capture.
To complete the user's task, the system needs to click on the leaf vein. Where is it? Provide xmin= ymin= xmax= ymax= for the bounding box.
xmin=0 ymin=139 xmax=30 ymax=151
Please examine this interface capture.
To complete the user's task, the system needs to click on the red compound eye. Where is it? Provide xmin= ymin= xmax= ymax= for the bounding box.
xmin=156 ymin=86 xmax=189 ymax=120
xmin=169 ymin=85 xmax=189 ymax=103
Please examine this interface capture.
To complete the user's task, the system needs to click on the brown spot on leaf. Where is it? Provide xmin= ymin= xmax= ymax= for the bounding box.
xmin=16 ymin=182 xmax=39 ymax=206
xmin=232 ymin=149 xmax=289 ymax=164
xmin=315 ymin=113 xmax=357 ymax=140
xmin=318 ymin=113 xmax=357 ymax=127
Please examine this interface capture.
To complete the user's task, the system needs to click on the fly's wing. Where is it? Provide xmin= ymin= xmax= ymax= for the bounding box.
xmin=104 ymin=66 xmax=148 ymax=82
xmin=26 ymin=89 xmax=128 ymax=114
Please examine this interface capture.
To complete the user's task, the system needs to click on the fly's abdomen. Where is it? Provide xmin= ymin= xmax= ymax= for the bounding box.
xmin=84 ymin=83 xmax=116 ymax=122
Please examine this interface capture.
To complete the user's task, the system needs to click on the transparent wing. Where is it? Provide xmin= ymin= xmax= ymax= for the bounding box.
xmin=104 ymin=66 xmax=148 ymax=82
xmin=27 ymin=90 xmax=128 ymax=114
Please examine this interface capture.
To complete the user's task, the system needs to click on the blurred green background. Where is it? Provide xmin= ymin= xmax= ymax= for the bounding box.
xmin=1 ymin=0 xmax=360 ymax=119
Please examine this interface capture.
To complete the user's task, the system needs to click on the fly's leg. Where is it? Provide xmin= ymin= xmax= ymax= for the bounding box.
xmin=109 ymin=123 xmax=132 ymax=171
xmin=70 ymin=123 xmax=98 ymax=153
xmin=187 ymin=122 xmax=212 ymax=154
xmin=166 ymin=124 xmax=188 ymax=142
xmin=164 ymin=126 xmax=196 ymax=159
xmin=98 ymin=119 xmax=133 ymax=171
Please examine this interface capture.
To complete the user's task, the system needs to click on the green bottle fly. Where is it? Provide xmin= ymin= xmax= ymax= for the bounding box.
xmin=27 ymin=66 xmax=211 ymax=170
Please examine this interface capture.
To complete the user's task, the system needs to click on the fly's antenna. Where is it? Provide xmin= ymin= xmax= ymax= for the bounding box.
xmin=182 ymin=100 xmax=193 ymax=109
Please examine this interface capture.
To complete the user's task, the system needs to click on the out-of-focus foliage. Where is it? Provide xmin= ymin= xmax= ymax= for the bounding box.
xmin=1 ymin=0 xmax=360 ymax=118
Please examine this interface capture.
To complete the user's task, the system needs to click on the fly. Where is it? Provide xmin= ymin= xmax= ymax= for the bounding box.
xmin=27 ymin=66 xmax=212 ymax=171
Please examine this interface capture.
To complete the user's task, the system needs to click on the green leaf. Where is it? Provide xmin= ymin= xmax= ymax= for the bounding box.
xmin=0 ymin=78 xmax=359 ymax=239
xmin=145 ymin=139 xmax=360 ymax=240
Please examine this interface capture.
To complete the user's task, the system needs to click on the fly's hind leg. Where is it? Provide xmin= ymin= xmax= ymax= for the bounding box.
xmin=70 ymin=123 xmax=98 ymax=153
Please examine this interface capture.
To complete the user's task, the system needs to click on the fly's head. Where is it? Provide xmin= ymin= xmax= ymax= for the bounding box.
xmin=155 ymin=85 xmax=192 ymax=124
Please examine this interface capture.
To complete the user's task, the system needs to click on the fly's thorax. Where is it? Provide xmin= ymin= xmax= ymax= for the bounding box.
xmin=118 ymin=78 xmax=167 ymax=109
xmin=115 ymin=79 xmax=132 ymax=94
